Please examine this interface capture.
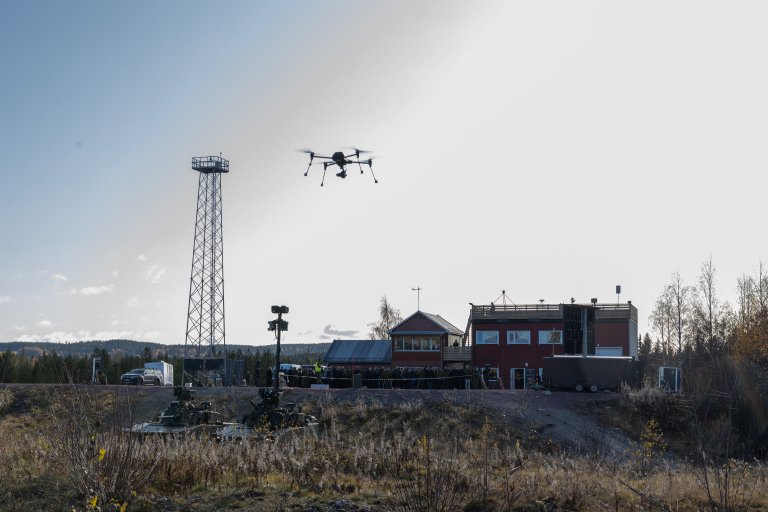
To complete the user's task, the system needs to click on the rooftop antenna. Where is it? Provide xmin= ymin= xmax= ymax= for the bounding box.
xmin=492 ymin=289 xmax=515 ymax=306
xmin=411 ymin=286 xmax=422 ymax=310
xmin=616 ymin=285 xmax=622 ymax=303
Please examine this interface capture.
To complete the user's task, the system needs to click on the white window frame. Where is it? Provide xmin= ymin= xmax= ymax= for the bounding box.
xmin=595 ymin=346 xmax=623 ymax=356
xmin=507 ymin=330 xmax=532 ymax=345
xmin=398 ymin=335 xmax=441 ymax=351
xmin=476 ymin=331 xmax=500 ymax=345
xmin=539 ymin=330 xmax=563 ymax=345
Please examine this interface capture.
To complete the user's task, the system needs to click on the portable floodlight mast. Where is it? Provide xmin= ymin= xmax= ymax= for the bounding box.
xmin=184 ymin=156 xmax=229 ymax=369
xmin=268 ymin=305 xmax=289 ymax=393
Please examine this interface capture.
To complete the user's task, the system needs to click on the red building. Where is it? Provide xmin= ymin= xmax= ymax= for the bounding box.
xmin=469 ymin=302 xmax=638 ymax=389
xmin=389 ymin=311 xmax=468 ymax=368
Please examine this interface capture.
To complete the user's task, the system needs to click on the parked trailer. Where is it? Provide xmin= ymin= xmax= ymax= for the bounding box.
xmin=542 ymin=355 xmax=637 ymax=392
xmin=144 ymin=361 xmax=174 ymax=386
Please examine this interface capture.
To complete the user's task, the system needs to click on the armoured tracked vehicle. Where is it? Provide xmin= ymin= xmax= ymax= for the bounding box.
xmin=216 ymin=387 xmax=318 ymax=440
xmin=129 ymin=386 xmax=224 ymax=435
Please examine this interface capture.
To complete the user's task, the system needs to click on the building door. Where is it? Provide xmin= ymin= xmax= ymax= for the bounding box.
xmin=511 ymin=368 xmax=526 ymax=390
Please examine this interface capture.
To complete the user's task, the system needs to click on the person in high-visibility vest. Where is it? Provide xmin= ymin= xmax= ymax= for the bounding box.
xmin=314 ymin=361 xmax=322 ymax=381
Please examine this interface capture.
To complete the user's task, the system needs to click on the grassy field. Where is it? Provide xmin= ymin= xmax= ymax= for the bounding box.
xmin=0 ymin=384 xmax=765 ymax=511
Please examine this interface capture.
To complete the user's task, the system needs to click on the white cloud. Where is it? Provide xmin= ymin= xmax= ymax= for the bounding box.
xmin=0 ymin=296 xmax=10 ymax=303
xmin=94 ymin=330 xmax=161 ymax=341
xmin=36 ymin=320 xmax=53 ymax=328
xmin=16 ymin=329 xmax=161 ymax=343
xmin=111 ymin=270 xmax=119 ymax=277
xmin=137 ymin=254 xmax=147 ymax=261
xmin=51 ymin=273 xmax=69 ymax=282
xmin=126 ymin=297 xmax=139 ymax=308
xmin=16 ymin=334 xmax=42 ymax=342
xmin=143 ymin=265 xmax=166 ymax=284
xmin=74 ymin=285 xmax=114 ymax=296
xmin=11 ymin=325 xmax=26 ymax=331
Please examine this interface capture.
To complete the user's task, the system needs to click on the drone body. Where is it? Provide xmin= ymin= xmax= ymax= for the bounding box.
xmin=299 ymin=147 xmax=378 ymax=186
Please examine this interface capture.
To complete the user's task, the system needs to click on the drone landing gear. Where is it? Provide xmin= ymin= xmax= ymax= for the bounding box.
xmin=368 ymin=162 xmax=379 ymax=184
xmin=303 ymin=153 xmax=314 ymax=177
xmin=321 ymin=163 xmax=329 ymax=187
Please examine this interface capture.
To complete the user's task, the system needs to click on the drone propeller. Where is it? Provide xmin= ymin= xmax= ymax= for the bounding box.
xmin=296 ymin=148 xmax=315 ymax=154
xmin=344 ymin=146 xmax=372 ymax=153
xmin=344 ymin=146 xmax=373 ymax=160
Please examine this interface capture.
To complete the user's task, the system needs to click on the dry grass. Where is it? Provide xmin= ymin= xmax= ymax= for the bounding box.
xmin=0 ymin=385 xmax=766 ymax=511
xmin=0 ymin=387 xmax=12 ymax=413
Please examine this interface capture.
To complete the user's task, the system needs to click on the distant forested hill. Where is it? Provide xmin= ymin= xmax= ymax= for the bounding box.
xmin=0 ymin=339 xmax=331 ymax=360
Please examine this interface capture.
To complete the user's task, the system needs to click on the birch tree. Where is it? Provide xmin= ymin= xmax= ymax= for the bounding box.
xmin=368 ymin=296 xmax=403 ymax=340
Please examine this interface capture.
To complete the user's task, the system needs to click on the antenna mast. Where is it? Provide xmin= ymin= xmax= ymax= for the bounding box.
xmin=184 ymin=156 xmax=229 ymax=361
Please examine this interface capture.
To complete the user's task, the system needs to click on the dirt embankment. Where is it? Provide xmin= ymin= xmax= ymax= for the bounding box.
xmin=1 ymin=383 xmax=634 ymax=456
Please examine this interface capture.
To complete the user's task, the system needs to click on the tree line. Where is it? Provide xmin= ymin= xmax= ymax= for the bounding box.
xmin=0 ymin=345 xmax=327 ymax=386
xmin=646 ymin=257 xmax=768 ymax=366
xmin=642 ymin=257 xmax=768 ymax=458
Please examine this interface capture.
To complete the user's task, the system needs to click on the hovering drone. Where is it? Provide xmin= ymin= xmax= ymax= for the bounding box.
xmin=298 ymin=147 xmax=378 ymax=187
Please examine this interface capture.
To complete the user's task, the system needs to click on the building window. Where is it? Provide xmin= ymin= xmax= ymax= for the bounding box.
xmin=397 ymin=335 xmax=441 ymax=351
xmin=476 ymin=331 xmax=499 ymax=344
xmin=507 ymin=330 xmax=531 ymax=344
xmin=422 ymin=337 xmax=435 ymax=351
xmin=539 ymin=330 xmax=563 ymax=344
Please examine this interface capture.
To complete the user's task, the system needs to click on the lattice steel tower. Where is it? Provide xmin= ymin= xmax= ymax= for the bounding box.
xmin=185 ymin=155 xmax=229 ymax=358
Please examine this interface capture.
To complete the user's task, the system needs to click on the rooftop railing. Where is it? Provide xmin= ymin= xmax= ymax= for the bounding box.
xmin=470 ymin=302 xmax=637 ymax=322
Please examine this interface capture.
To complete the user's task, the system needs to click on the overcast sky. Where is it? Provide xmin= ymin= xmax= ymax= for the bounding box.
xmin=1 ymin=1 xmax=767 ymax=346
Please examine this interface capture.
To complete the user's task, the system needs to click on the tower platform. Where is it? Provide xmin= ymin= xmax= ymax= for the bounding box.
xmin=192 ymin=156 xmax=230 ymax=173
